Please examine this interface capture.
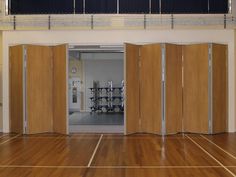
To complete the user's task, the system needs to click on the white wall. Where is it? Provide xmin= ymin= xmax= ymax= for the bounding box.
xmin=2 ymin=30 xmax=235 ymax=132
xmin=83 ymin=58 xmax=124 ymax=111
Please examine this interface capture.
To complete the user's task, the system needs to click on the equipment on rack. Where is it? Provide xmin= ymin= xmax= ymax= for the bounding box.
xmin=89 ymin=80 xmax=124 ymax=113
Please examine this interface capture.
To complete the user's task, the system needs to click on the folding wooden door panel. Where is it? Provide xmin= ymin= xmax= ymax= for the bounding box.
xmin=52 ymin=44 xmax=68 ymax=134
xmin=165 ymin=44 xmax=183 ymax=134
xmin=212 ymin=44 xmax=227 ymax=133
xmin=125 ymin=44 xmax=140 ymax=134
xmin=26 ymin=45 xmax=53 ymax=134
xmin=140 ymin=44 xmax=162 ymax=134
xmin=183 ymin=44 xmax=209 ymax=134
xmin=9 ymin=45 xmax=24 ymax=134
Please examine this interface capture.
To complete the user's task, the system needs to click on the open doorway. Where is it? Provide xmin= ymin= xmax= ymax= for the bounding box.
xmin=68 ymin=45 xmax=124 ymax=133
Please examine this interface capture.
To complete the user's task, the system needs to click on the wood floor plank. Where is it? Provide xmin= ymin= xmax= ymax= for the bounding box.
xmin=91 ymin=135 xmax=218 ymax=166
xmin=229 ymin=168 xmax=236 ymax=175
xmin=0 ymin=136 xmax=99 ymax=166
xmin=0 ymin=167 xmax=233 ymax=177
xmin=0 ymin=167 xmax=86 ymax=177
xmin=0 ymin=133 xmax=235 ymax=177
xmin=204 ymin=134 xmax=236 ymax=157
xmin=85 ymin=168 xmax=233 ymax=177
xmin=0 ymin=134 xmax=19 ymax=144
xmin=189 ymin=135 xmax=236 ymax=166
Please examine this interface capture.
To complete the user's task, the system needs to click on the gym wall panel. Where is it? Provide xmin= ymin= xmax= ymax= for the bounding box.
xmin=125 ymin=44 xmax=140 ymax=134
xmin=26 ymin=45 xmax=53 ymax=134
xmin=212 ymin=44 xmax=227 ymax=133
xmin=140 ymin=44 xmax=162 ymax=134
xmin=9 ymin=45 xmax=24 ymax=134
xmin=165 ymin=44 xmax=182 ymax=134
xmin=183 ymin=44 xmax=209 ymax=134
xmin=53 ymin=45 xmax=68 ymax=134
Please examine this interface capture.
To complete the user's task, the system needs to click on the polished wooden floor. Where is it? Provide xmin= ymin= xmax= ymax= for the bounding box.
xmin=0 ymin=133 xmax=235 ymax=177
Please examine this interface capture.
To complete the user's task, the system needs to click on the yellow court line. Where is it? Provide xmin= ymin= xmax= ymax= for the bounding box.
xmin=186 ymin=135 xmax=236 ymax=177
xmin=0 ymin=134 xmax=21 ymax=146
xmin=0 ymin=134 xmax=18 ymax=139
xmin=0 ymin=134 xmax=8 ymax=139
xmin=87 ymin=134 xmax=103 ymax=167
xmin=201 ymin=135 xmax=236 ymax=161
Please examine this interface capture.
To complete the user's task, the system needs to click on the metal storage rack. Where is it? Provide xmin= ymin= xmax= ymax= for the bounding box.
xmin=89 ymin=81 xmax=124 ymax=113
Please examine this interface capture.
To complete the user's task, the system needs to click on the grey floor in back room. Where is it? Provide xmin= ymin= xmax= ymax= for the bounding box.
xmin=69 ymin=112 xmax=124 ymax=125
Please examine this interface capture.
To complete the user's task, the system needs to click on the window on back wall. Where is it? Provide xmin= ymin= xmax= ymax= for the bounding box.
xmin=75 ymin=0 xmax=83 ymax=14
xmin=119 ymin=0 xmax=150 ymax=13
xmin=9 ymin=0 xmax=74 ymax=14
xmin=8 ymin=0 xmax=229 ymax=15
xmin=209 ymin=0 xmax=229 ymax=14
xmin=161 ymin=0 xmax=209 ymax=14
xmin=151 ymin=0 xmax=160 ymax=14
xmin=85 ymin=0 xmax=117 ymax=13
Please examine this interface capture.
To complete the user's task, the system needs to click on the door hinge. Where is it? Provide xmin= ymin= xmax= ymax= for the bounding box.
xmin=139 ymin=60 xmax=141 ymax=68
xmin=208 ymin=45 xmax=212 ymax=55
xmin=24 ymin=59 xmax=27 ymax=68
xmin=24 ymin=48 xmax=27 ymax=56
xmin=24 ymin=121 xmax=27 ymax=132
xmin=23 ymin=48 xmax=27 ymax=68
xmin=51 ymin=58 xmax=53 ymax=70
xmin=209 ymin=59 xmax=212 ymax=68
xmin=138 ymin=48 xmax=141 ymax=57
xmin=138 ymin=48 xmax=141 ymax=68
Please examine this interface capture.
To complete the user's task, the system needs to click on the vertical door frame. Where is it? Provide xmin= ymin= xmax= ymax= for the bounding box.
xmin=66 ymin=45 xmax=69 ymax=134
xmin=23 ymin=45 xmax=27 ymax=134
xmin=208 ymin=43 xmax=213 ymax=134
xmin=124 ymin=44 xmax=127 ymax=135
xmin=161 ymin=43 xmax=166 ymax=135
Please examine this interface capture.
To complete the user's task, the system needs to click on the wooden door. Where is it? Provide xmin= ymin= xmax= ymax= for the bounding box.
xmin=212 ymin=44 xmax=227 ymax=133
xmin=165 ymin=44 xmax=183 ymax=134
xmin=183 ymin=44 xmax=209 ymax=134
xmin=125 ymin=44 xmax=140 ymax=134
xmin=52 ymin=44 xmax=68 ymax=134
xmin=26 ymin=45 xmax=53 ymax=134
xmin=140 ymin=44 xmax=162 ymax=134
xmin=9 ymin=45 xmax=24 ymax=134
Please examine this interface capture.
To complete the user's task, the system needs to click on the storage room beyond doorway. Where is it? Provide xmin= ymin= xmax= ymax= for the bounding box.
xmin=68 ymin=45 xmax=124 ymax=133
